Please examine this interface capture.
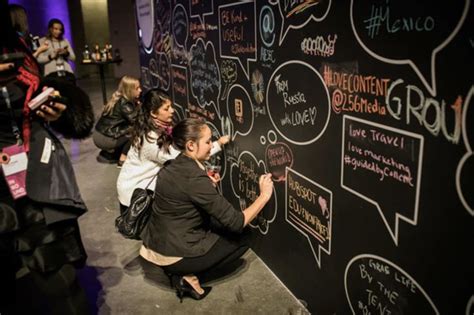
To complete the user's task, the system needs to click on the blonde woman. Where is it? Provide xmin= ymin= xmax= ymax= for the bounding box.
xmin=93 ymin=75 xmax=142 ymax=166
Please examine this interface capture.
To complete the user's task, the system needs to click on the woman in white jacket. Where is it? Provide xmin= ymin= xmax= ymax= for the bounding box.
xmin=117 ymin=89 xmax=229 ymax=212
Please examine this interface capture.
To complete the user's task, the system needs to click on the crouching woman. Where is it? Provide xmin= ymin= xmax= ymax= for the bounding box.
xmin=140 ymin=118 xmax=273 ymax=302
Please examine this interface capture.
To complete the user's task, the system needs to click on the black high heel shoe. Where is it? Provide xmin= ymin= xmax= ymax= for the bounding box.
xmin=173 ymin=276 xmax=212 ymax=303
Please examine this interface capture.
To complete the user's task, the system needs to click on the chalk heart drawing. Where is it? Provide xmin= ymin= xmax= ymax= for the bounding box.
xmin=266 ymin=60 xmax=331 ymax=146
xmin=189 ymin=38 xmax=221 ymax=116
xmin=350 ymin=0 xmax=470 ymax=96
xmin=135 ymin=0 xmax=154 ymax=53
xmin=230 ymin=151 xmax=277 ymax=235
xmin=172 ymin=3 xmax=189 ymax=48
xmin=278 ymin=0 xmax=332 ymax=45
xmin=456 ymin=85 xmax=474 ymax=216
xmin=345 ymin=254 xmax=439 ymax=315
xmin=285 ymin=167 xmax=332 ymax=268
xmin=226 ymin=84 xmax=254 ymax=141
xmin=341 ymin=115 xmax=424 ymax=245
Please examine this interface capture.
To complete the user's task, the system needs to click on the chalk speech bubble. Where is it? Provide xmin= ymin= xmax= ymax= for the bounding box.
xmin=172 ymin=4 xmax=189 ymax=49
xmin=230 ymin=151 xmax=277 ymax=234
xmin=345 ymin=254 xmax=439 ymax=314
xmin=190 ymin=0 xmax=214 ymax=26
xmin=341 ymin=115 xmax=424 ymax=245
xmin=350 ymin=0 xmax=470 ymax=96
xmin=190 ymin=38 xmax=221 ymax=116
xmin=456 ymin=85 xmax=474 ymax=216
xmin=147 ymin=57 xmax=160 ymax=88
xmin=220 ymin=60 xmax=238 ymax=101
xmin=265 ymin=142 xmax=294 ymax=182
xmin=135 ymin=0 xmax=154 ymax=53
xmin=158 ymin=53 xmax=170 ymax=91
xmin=218 ymin=1 xmax=257 ymax=79
xmin=278 ymin=0 xmax=332 ymax=46
xmin=266 ymin=60 xmax=331 ymax=146
xmin=226 ymin=84 xmax=254 ymax=141
xmin=285 ymin=167 xmax=332 ymax=268
xmin=171 ymin=64 xmax=188 ymax=121
xmin=153 ymin=1 xmax=172 ymax=54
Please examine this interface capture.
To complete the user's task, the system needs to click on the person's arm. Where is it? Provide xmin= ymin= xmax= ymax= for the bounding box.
xmin=210 ymin=135 xmax=230 ymax=156
xmin=141 ymin=135 xmax=181 ymax=164
xmin=33 ymin=41 xmax=49 ymax=59
xmin=63 ymin=39 xmax=75 ymax=61
xmin=241 ymin=174 xmax=273 ymax=226
xmin=36 ymin=38 xmax=54 ymax=64
xmin=189 ymin=172 xmax=273 ymax=232
xmin=0 ymin=63 xmax=14 ymax=72
xmin=207 ymin=172 xmax=273 ymax=227
xmin=120 ymin=100 xmax=138 ymax=123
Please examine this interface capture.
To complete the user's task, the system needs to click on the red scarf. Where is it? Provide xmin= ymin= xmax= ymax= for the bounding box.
xmin=15 ymin=38 xmax=41 ymax=151
xmin=152 ymin=117 xmax=172 ymax=136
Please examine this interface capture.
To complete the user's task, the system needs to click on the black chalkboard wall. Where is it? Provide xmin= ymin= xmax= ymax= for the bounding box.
xmin=135 ymin=0 xmax=473 ymax=313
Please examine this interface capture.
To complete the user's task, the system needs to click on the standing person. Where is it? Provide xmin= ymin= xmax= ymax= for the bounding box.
xmin=36 ymin=18 xmax=76 ymax=84
xmin=9 ymin=4 xmax=49 ymax=58
xmin=140 ymin=118 xmax=273 ymax=302
xmin=0 ymin=1 xmax=93 ymax=313
xmin=117 ymin=89 xmax=229 ymax=212
xmin=93 ymin=75 xmax=141 ymax=167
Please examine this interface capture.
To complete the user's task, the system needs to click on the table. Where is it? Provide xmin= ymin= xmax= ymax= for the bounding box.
xmin=81 ymin=58 xmax=123 ymax=104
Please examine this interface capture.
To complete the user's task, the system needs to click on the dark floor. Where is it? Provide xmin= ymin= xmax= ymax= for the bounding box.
xmin=64 ymin=77 xmax=310 ymax=314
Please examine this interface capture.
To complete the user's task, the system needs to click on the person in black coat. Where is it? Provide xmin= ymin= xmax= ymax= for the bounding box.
xmin=140 ymin=118 xmax=274 ymax=302
xmin=93 ymin=75 xmax=141 ymax=167
xmin=0 ymin=1 xmax=94 ymax=313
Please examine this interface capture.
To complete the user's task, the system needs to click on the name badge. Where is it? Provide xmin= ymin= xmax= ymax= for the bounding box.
xmin=1 ymin=144 xmax=28 ymax=199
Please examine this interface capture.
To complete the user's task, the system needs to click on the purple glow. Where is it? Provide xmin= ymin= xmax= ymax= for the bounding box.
xmin=10 ymin=0 xmax=75 ymax=70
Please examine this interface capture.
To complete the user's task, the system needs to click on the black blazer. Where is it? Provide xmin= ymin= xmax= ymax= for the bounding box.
xmin=142 ymin=154 xmax=244 ymax=258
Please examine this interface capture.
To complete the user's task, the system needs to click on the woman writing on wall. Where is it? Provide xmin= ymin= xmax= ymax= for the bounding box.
xmin=140 ymin=118 xmax=273 ymax=302
xmin=36 ymin=18 xmax=76 ymax=83
xmin=117 ymin=89 xmax=229 ymax=212
xmin=93 ymin=75 xmax=141 ymax=166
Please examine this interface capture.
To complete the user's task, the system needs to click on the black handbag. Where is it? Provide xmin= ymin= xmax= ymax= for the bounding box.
xmin=115 ymin=174 xmax=156 ymax=240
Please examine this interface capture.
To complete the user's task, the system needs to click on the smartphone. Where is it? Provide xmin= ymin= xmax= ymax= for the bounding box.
xmin=28 ymin=87 xmax=54 ymax=110
xmin=0 ymin=52 xmax=25 ymax=69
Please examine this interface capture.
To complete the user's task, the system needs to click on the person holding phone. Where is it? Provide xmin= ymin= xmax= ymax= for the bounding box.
xmin=36 ymin=18 xmax=76 ymax=83
xmin=1 ymin=2 xmax=93 ymax=313
xmin=140 ymin=118 xmax=273 ymax=302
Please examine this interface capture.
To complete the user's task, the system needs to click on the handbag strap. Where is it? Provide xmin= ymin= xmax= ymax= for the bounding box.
xmin=145 ymin=173 xmax=158 ymax=190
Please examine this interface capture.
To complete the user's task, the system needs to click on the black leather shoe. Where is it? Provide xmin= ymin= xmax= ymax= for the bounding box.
xmin=96 ymin=150 xmax=118 ymax=164
xmin=173 ymin=276 xmax=212 ymax=302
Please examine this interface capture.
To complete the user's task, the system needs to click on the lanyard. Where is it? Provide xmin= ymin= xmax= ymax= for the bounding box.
xmin=1 ymin=86 xmax=23 ymax=145
xmin=50 ymin=39 xmax=62 ymax=50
